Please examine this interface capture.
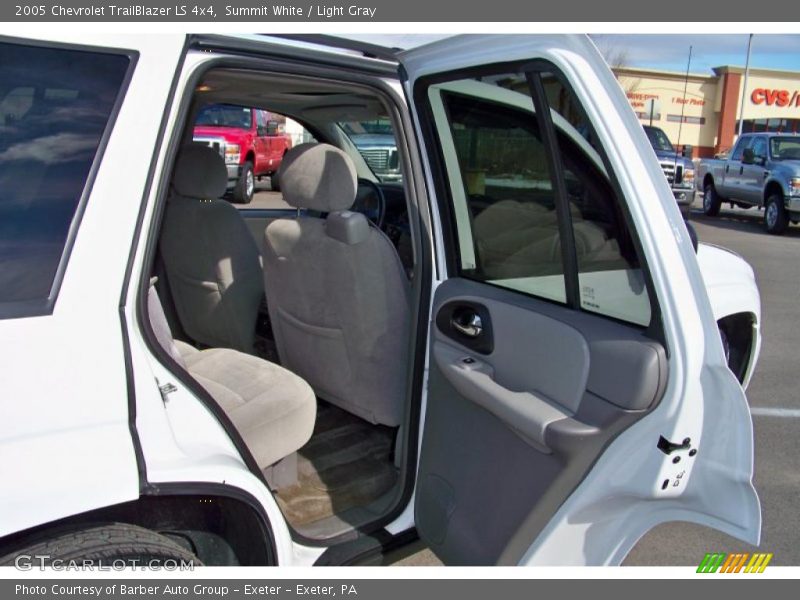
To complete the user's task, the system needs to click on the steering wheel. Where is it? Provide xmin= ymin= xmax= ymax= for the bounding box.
xmin=351 ymin=177 xmax=386 ymax=230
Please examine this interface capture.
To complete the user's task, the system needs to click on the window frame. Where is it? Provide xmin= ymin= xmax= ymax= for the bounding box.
xmin=413 ymin=58 xmax=663 ymax=334
xmin=0 ymin=37 xmax=138 ymax=320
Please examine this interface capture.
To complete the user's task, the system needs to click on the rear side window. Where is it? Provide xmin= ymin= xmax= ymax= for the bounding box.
xmin=438 ymin=81 xmax=566 ymax=304
xmin=423 ymin=66 xmax=653 ymax=327
xmin=0 ymin=42 xmax=131 ymax=316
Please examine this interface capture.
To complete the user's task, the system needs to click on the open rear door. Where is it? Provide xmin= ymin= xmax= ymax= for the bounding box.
xmin=401 ymin=35 xmax=760 ymax=565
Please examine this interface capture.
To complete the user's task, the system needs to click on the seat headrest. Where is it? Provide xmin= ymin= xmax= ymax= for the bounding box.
xmin=278 ymin=143 xmax=357 ymax=212
xmin=171 ymin=144 xmax=228 ymax=200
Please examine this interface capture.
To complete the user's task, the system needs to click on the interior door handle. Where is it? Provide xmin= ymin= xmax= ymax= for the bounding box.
xmin=452 ymin=312 xmax=483 ymax=338
xmin=433 ymin=343 xmax=584 ymax=453
xmin=436 ymin=300 xmax=494 ymax=354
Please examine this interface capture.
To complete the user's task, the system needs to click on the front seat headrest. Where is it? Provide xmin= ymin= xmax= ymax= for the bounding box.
xmin=279 ymin=143 xmax=358 ymax=213
xmin=171 ymin=144 xmax=228 ymax=200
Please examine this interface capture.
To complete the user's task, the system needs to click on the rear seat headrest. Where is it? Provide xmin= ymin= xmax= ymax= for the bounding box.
xmin=278 ymin=143 xmax=358 ymax=213
xmin=171 ymin=144 xmax=228 ymax=200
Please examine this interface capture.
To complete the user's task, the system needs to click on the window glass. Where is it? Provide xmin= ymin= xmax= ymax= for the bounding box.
xmin=771 ymin=137 xmax=800 ymax=160
xmin=192 ymin=102 xmax=316 ymax=211
xmin=643 ymin=126 xmax=674 ymax=152
xmin=195 ymin=104 xmax=252 ymax=129
xmin=0 ymin=42 xmax=130 ymax=309
xmin=339 ymin=117 xmax=402 ymax=184
xmin=750 ymin=136 xmax=767 ymax=159
xmin=731 ymin=136 xmax=751 ymax=161
xmin=541 ymin=72 xmax=651 ymax=326
xmin=426 ymin=68 xmax=652 ymax=326
xmin=431 ymin=74 xmax=566 ymax=304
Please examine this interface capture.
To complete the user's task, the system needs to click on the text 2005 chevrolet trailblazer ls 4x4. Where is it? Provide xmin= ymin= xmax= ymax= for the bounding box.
xmin=0 ymin=33 xmax=761 ymax=567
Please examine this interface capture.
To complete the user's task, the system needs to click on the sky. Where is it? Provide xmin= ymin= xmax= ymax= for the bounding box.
xmin=348 ymin=34 xmax=800 ymax=75
xmin=590 ymin=34 xmax=800 ymax=74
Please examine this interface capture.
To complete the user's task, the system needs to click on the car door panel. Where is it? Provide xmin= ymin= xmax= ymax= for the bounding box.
xmin=401 ymin=34 xmax=759 ymax=565
xmin=417 ymin=277 xmax=665 ymax=564
xmin=0 ymin=33 xmax=187 ymax=537
xmin=741 ymin=137 xmax=767 ymax=205
xmin=721 ymin=138 xmax=750 ymax=200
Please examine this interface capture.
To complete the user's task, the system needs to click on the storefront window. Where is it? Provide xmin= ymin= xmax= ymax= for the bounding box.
xmin=738 ymin=118 xmax=800 ymax=135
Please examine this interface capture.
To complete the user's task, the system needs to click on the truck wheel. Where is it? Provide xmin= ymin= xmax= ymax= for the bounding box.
xmin=0 ymin=523 xmax=202 ymax=568
xmin=270 ymin=173 xmax=280 ymax=192
xmin=703 ymin=181 xmax=722 ymax=216
xmin=764 ymin=193 xmax=789 ymax=235
xmin=233 ymin=161 xmax=255 ymax=204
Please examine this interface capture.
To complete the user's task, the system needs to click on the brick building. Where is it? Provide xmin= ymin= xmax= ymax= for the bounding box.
xmin=613 ymin=65 xmax=800 ymax=158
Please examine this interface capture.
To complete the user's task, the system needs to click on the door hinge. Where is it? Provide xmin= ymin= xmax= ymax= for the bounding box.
xmin=657 ymin=435 xmax=693 ymax=455
xmin=657 ymin=435 xmax=698 ymax=494
xmin=158 ymin=381 xmax=178 ymax=404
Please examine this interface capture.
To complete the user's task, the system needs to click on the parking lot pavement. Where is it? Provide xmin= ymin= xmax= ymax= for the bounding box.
xmin=396 ymin=194 xmax=800 ymax=566
xmin=239 ymin=182 xmax=292 ymax=210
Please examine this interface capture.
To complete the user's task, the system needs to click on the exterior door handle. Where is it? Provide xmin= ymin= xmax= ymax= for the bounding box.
xmin=452 ymin=312 xmax=483 ymax=338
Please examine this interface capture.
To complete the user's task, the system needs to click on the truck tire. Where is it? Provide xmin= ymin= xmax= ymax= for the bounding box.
xmin=764 ymin=193 xmax=789 ymax=235
xmin=270 ymin=172 xmax=280 ymax=192
xmin=233 ymin=161 xmax=255 ymax=204
xmin=271 ymin=150 xmax=288 ymax=192
xmin=0 ymin=523 xmax=201 ymax=568
xmin=703 ymin=181 xmax=722 ymax=216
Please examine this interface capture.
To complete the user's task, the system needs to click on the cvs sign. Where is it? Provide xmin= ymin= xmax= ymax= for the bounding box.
xmin=751 ymin=88 xmax=800 ymax=108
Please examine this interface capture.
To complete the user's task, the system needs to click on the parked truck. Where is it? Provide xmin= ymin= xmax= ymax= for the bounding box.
xmin=642 ymin=125 xmax=696 ymax=215
xmin=193 ymin=103 xmax=293 ymax=203
xmin=698 ymin=132 xmax=800 ymax=234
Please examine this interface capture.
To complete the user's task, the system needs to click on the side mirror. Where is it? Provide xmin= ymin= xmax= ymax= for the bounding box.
xmin=256 ymin=126 xmax=268 ymax=137
xmin=266 ymin=120 xmax=280 ymax=136
xmin=682 ymin=144 xmax=693 ymax=158
xmin=742 ymin=147 xmax=755 ymax=165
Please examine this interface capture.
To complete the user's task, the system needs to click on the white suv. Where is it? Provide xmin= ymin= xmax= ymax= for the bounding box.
xmin=0 ymin=33 xmax=761 ymax=567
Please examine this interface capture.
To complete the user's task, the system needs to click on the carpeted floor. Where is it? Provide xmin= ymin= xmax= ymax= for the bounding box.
xmin=274 ymin=401 xmax=398 ymax=528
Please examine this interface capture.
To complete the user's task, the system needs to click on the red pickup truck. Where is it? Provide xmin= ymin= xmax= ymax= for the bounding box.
xmin=193 ymin=104 xmax=293 ymax=203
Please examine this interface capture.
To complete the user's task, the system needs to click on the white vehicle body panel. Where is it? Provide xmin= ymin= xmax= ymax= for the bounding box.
xmin=696 ymin=243 xmax=762 ymax=389
xmin=0 ymin=33 xmax=186 ymax=537
xmin=399 ymin=34 xmax=760 ymax=564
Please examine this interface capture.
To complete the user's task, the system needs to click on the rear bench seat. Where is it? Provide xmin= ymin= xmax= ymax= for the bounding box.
xmin=147 ymin=279 xmax=316 ymax=479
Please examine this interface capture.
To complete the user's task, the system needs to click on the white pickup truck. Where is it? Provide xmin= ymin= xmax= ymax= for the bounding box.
xmin=0 ymin=33 xmax=761 ymax=567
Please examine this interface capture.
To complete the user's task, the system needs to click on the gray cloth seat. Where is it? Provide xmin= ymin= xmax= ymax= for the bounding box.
xmin=160 ymin=144 xmax=263 ymax=354
xmin=181 ymin=346 xmax=316 ymax=469
xmin=147 ymin=280 xmax=316 ymax=470
xmin=262 ymin=143 xmax=411 ymax=427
